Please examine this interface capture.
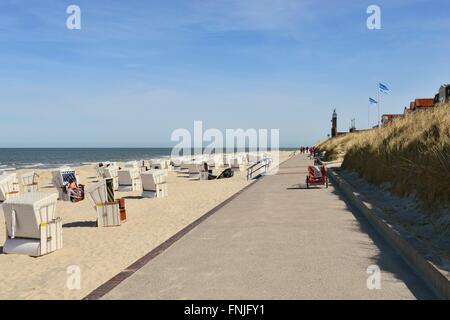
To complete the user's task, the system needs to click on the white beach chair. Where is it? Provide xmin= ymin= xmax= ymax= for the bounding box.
xmin=142 ymin=160 xmax=151 ymax=171
xmin=160 ymin=160 xmax=169 ymax=170
xmin=95 ymin=162 xmax=114 ymax=178
xmin=176 ymin=162 xmax=189 ymax=175
xmin=170 ymin=159 xmax=182 ymax=172
xmin=178 ymin=163 xmax=201 ymax=177
xmin=139 ymin=161 xmax=148 ymax=173
xmin=20 ymin=171 xmax=40 ymax=193
xmin=123 ymin=161 xmax=139 ymax=169
xmin=86 ymin=178 xmax=125 ymax=227
xmin=117 ymin=168 xmax=141 ymax=192
xmin=124 ymin=160 xmax=147 ymax=173
xmin=140 ymin=170 xmax=168 ymax=198
xmin=150 ymin=161 xmax=162 ymax=170
xmin=2 ymin=192 xmax=62 ymax=257
xmin=0 ymin=173 xmax=20 ymax=203
xmin=103 ymin=166 xmax=119 ymax=191
xmin=51 ymin=167 xmax=79 ymax=201
xmin=95 ymin=163 xmax=104 ymax=178
xmin=13 ymin=173 xmax=20 ymax=193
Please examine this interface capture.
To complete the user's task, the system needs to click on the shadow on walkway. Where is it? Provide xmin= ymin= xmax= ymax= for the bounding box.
xmin=330 ymin=184 xmax=436 ymax=299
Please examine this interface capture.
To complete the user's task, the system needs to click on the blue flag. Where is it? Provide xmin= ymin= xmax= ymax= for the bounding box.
xmin=379 ymin=83 xmax=390 ymax=94
xmin=369 ymin=97 xmax=378 ymax=105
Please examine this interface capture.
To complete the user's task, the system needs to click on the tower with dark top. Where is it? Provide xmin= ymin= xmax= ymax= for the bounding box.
xmin=331 ymin=109 xmax=337 ymax=138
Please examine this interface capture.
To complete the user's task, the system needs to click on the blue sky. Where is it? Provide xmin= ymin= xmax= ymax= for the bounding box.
xmin=0 ymin=0 xmax=449 ymax=147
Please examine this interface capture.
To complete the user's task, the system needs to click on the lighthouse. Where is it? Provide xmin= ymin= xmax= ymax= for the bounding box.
xmin=331 ymin=109 xmax=337 ymax=138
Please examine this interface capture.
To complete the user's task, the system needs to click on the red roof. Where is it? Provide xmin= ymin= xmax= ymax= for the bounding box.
xmin=414 ymin=98 xmax=434 ymax=108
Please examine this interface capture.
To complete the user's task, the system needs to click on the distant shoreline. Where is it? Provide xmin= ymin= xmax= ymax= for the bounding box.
xmin=0 ymin=147 xmax=297 ymax=170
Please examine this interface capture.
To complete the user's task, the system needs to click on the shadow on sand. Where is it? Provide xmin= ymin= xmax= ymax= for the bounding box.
xmin=63 ymin=221 xmax=97 ymax=228
xmin=122 ymin=196 xmax=145 ymax=200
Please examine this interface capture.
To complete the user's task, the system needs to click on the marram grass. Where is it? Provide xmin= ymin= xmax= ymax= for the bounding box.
xmin=317 ymin=103 xmax=450 ymax=209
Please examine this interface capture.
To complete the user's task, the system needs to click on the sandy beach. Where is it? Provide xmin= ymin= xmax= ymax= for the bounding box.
xmin=0 ymin=151 xmax=293 ymax=300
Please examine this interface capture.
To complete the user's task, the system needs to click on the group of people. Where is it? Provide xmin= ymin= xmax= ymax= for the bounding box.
xmin=299 ymin=146 xmax=315 ymax=155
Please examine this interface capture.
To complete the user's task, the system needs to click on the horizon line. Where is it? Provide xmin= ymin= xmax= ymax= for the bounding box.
xmin=0 ymin=146 xmax=301 ymax=149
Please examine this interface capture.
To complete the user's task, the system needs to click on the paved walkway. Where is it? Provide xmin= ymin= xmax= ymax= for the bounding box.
xmin=103 ymin=154 xmax=435 ymax=299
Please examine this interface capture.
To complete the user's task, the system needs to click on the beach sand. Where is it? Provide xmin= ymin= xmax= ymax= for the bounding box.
xmin=0 ymin=151 xmax=293 ymax=299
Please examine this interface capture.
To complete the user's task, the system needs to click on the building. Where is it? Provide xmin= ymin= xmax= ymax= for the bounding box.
xmin=381 ymin=114 xmax=403 ymax=126
xmin=438 ymin=84 xmax=450 ymax=103
xmin=410 ymin=98 xmax=434 ymax=112
xmin=404 ymin=106 xmax=411 ymax=115
xmin=331 ymin=109 xmax=337 ymax=138
xmin=330 ymin=109 xmax=349 ymax=137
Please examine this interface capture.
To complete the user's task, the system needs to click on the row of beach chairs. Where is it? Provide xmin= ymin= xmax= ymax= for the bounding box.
xmin=171 ymin=153 xmax=266 ymax=178
xmin=95 ymin=161 xmax=168 ymax=196
xmin=0 ymin=171 xmax=38 ymax=202
xmin=1 ymin=161 xmax=169 ymax=257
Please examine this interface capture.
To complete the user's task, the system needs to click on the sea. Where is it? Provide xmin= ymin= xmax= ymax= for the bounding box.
xmin=0 ymin=148 xmax=296 ymax=170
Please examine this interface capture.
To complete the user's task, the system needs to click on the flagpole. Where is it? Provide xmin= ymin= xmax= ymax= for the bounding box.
xmin=377 ymin=90 xmax=381 ymax=129
xmin=368 ymin=101 xmax=370 ymax=129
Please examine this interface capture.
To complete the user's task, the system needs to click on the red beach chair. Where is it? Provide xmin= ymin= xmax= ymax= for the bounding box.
xmin=306 ymin=165 xmax=328 ymax=189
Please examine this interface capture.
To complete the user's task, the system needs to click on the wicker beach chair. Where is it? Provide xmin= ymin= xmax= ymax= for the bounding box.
xmin=20 ymin=171 xmax=40 ymax=193
xmin=51 ymin=168 xmax=84 ymax=201
xmin=0 ymin=173 xmax=20 ymax=202
xmin=103 ymin=166 xmax=119 ymax=191
xmin=86 ymin=178 xmax=126 ymax=227
xmin=2 ymin=192 xmax=62 ymax=256
xmin=140 ymin=169 xmax=168 ymax=198
xmin=178 ymin=163 xmax=201 ymax=178
xmin=117 ymin=167 xmax=141 ymax=192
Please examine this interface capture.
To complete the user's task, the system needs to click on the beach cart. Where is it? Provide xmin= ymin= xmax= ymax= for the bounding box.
xmin=306 ymin=165 xmax=328 ymax=189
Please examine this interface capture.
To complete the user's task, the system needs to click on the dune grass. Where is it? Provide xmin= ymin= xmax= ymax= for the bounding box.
xmin=317 ymin=103 xmax=450 ymax=209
